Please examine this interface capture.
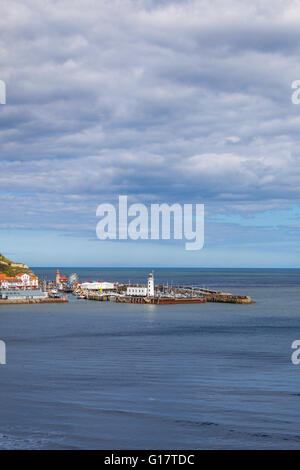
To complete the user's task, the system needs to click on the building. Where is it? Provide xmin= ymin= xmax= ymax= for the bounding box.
xmin=126 ymin=286 xmax=147 ymax=296
xmin=147 ymin=272 xmax=154 ymax=297
xmin=56 ymin=269 xmax=68 ymax=288
xmin=0 ymin=289 xmax=47 ymax=300
xmin=0 ymin=273 xmax=39 ymax=289
xmin=80 ymin=281 xmax=116 ymax=291
xmin=126 ymin=272 xmax=155 ymax=297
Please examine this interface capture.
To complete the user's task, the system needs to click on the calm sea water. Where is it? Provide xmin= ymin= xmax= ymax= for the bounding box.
xmin=0 ymin=268 xmax=300 ymax=449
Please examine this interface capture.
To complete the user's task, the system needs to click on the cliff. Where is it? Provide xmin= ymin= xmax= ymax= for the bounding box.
xmin=0 ymin=253 xmax=35 ymax=277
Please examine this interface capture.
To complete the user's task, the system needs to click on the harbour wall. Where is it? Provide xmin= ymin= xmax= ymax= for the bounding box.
xmin=205 ymin=295 xmax=254 ymax=304
xmin=0 ymin=297 xmax=69 ymax=305
xmin=115 ymin=295 xmax=253 ymax=304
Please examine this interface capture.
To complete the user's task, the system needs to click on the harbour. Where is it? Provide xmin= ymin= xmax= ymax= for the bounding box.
xmin=0 ymin=265 xmax=255 ymax=306
xmin=55 ymin=269 xmax=255 ymax=305
xmin=0 ymin=256 xmax=255 ymax=306
xmin=0 ymin=267 xmax=298 ymax=450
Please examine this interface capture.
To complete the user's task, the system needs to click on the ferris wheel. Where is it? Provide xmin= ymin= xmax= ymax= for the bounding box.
xmin=69 ymin=273 xmax=78 ymax=285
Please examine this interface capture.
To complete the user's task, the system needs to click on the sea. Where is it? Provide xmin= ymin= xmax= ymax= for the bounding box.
xmin=0 ymin=267 xmax=300 ymax=450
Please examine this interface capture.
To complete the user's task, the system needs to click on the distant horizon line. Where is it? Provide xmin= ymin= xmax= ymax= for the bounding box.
xmin=30 ymin=266 xmax=300 ymax=269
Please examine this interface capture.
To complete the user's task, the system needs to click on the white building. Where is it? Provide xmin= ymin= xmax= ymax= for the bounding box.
xmin=126 ymin=287 xmax=147 ymax=296
xmin=80 ymin=281 xmax=116 ymax=291
xmin=126 ymin=272 xmax=155 ymax=297
xmin=16 ymin=273 xmax=38 ymax=288
xmin=0 ymin=273 xmax=38 ymax=289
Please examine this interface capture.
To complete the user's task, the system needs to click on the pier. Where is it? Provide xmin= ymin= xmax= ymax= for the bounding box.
xmin=115 ymin=294 xmax=254 ymax=305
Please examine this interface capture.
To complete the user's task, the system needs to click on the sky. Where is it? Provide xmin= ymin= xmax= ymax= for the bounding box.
xmin=1 ymin=0 xmax=300 ymax=267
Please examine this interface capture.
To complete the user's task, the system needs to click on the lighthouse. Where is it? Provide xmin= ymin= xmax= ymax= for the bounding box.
xmin=56 ymin=269 xmax=60 ymax=285
xmin=147 ymin=272 xmax=154 ymax=297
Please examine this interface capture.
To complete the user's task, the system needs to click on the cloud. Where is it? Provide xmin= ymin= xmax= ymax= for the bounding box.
xmin=1 ymin=0 xmax=300 ymax=263
xmin=226 ymin=136 xmax=241 ymax=144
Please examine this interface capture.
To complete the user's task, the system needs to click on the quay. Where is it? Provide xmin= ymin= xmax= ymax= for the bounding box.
xmin=85 ymin=294 xmax=111 ymax=301
xmin=0 ymin=287 xmax=68 ymax=305
xmin=0 ymin=297 xmax=68 ymax=305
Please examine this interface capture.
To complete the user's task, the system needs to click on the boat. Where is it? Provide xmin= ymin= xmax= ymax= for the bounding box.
xmin=77 ymin=293 xmax=86 ymax=299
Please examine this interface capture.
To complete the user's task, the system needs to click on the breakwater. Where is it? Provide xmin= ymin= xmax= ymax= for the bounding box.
xmin=205 ymin=294 xmax=254 ymax=304
xmin=75 ymin=290 xmax=254 ymax=305
xmin=115 ymin=294 xmax=254 ymax=304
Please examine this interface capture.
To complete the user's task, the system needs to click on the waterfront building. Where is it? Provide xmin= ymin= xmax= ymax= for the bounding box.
xmin=79 ymin=281 xmax=116 ymax=292
xmin=0 ymin=289 xmax=47 ymax=300
xmin=55 ymin=269 xmax=68 ymax=288
xmin=126 ymin=272 xmax=155 ymax=297
xmin=147 ymin=272 xmax=155 ymax=297
xmin=126 ymin=287 xmax=147 ymax=296
xmin=0 ymin=273 xmax=38 ymax=289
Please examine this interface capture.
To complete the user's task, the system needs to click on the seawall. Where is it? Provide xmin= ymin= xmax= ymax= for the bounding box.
xmin=115 ymin=294 xmax=254 ymax=305
xmin=205 ymin=294 xmax=254 ymax=304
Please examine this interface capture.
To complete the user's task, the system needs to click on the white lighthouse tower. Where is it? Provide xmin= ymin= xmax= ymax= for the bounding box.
xmin=147 ymin=272 xmax=154 ymax=297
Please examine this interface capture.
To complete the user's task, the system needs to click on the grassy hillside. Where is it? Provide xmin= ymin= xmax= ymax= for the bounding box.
xmin=0 ymin=253 xmax=35 ymax=277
